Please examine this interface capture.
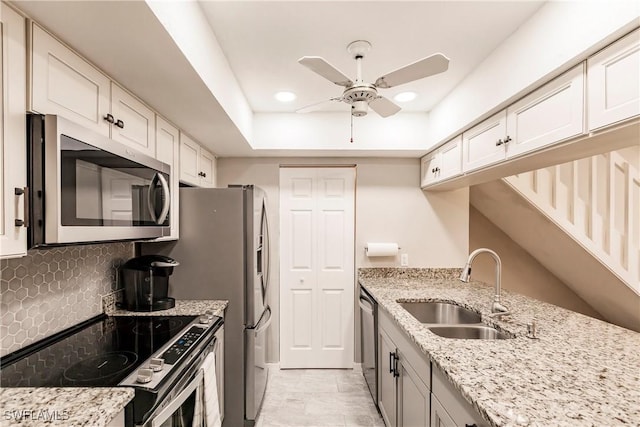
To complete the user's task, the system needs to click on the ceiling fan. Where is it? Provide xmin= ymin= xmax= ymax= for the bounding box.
xmin=297 ymin=40 xmax=450 ymax=118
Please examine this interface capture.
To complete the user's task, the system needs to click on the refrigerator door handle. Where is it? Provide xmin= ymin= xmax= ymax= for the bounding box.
xmin=261 ymin=201 xmax=271 ymax=303
xmin=249 ymin=306 xmax=272 ymax=335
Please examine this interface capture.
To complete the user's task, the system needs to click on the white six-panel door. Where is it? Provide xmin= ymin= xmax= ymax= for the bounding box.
xmin=280 ymin=167 xmax=355 ymax=368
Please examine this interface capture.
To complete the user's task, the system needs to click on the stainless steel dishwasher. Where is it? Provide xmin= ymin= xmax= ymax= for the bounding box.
xmin=359 ymin=285 xmax=378 ymax=408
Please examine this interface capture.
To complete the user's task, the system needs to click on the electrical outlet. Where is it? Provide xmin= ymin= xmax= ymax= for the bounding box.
xmin=400 ymin=253 xmax=409 ymax=267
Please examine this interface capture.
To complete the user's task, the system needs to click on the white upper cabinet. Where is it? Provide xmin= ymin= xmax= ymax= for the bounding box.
xmin=506 ymin=63 xmax=585 ymax=158
xmin=438 ymin=136 xmax=463 ymax=181
xmin=1 ymin=3 xmax=27 ymax=259
xmin=30 ymin=23 xmax=156 ymax=156
xmin=179 ymin=133 xmax=216 ymax=188
xmin=111 ymin=84 xmax=155 ymax=157
xmin=30 ymin=22 xmax=111 ymax=136
xmin=155 ymin=116 xmax=180 ymax=240
xmin=421 ymin=136 xmax=463 ymax=188
xmin=588 ymin=28 xmax=640 ymax=131
xmin=462 ymin=111 xmax=507 ymax=173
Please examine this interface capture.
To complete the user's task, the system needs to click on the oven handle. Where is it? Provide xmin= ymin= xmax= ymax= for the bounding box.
xmin=149 ymin=369 xmax=204 ymax=427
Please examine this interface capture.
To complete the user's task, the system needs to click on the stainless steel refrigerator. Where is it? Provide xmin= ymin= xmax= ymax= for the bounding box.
xmin=140 ymin=185 xmax=271 ymax=427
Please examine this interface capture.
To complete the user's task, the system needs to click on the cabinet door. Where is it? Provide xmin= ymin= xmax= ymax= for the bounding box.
xmin=378 ymin=328 xmax=397 ymax=427
xmin=30 ymin=23 xmax=110 ymax=136
xmin=420 ymin=151 xmax=439 ymax=187
xmin=179 ymin=133 xmax=200 ymax=186
xmin=155 ymin=116 xmax=179 ymax=240
xmin=588 ymin=28 xmax=640 ymax=131
xmin=397 ymin=354 xmax=429 ymax=427
xmin=1 ymin=4 xmax=27 ymax=259
xmin=438 ymin=136 xmax=463 ymax=181
xmin=111 ymin=83 xmax=155 ymax=157
xmin=432 ymin=367 xmax=487 ymax=427
xmin=462 ymin=111 xmax=507 ymax=173
xmin=199 ymin=147 xmax=216 ymax=188
xmin=430 ymin=395 xmax=456 ymax=427
xmin=506 ymin=64 xmax=585 ymax=158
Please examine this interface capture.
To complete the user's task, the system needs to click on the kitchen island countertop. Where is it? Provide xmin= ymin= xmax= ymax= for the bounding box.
xmin=359 ymin=268 xmax=640 ymax=427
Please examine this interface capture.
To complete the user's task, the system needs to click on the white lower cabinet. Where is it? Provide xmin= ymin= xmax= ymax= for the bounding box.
xmin=431 ymin=367 xmax=487 ymax=427
xmin=430 ymin=395 xmax=456 ymax=427
xmin=378 ymin=310 xmax=430 ymax=427
xmin=1 ymin=3 xmax=27 ymax=259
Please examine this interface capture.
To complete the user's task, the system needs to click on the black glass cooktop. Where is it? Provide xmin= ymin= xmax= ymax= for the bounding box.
xmin=0 ymin=315 xmax=196 ymax=387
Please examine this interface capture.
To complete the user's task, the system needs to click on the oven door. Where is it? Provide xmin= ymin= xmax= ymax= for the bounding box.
xmin=148 ymin=370 xmax=203 ymax=427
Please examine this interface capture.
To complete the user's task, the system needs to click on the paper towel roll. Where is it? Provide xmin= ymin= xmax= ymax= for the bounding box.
xmin=366 ymin=243 xmax=399 ymax=257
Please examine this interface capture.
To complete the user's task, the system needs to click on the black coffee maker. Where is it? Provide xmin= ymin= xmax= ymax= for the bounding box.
xmin=120 ymin=255 xmax=179 ymax=311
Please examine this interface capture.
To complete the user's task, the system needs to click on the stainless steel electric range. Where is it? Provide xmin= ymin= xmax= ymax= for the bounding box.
xmin=0 ymin=313 xmax=223 ymax=426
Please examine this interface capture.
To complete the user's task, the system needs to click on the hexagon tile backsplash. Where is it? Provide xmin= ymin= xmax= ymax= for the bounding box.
xmin=0 ymin=242 xmax=134 ymax=357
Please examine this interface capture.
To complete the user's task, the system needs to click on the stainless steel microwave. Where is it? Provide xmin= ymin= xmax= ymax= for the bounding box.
xmin=27 ymin=114 xmax=172 ymax=247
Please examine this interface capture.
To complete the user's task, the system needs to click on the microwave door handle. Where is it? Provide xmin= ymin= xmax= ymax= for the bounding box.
xmin=146 ymin=173 xmax=170 ymax=225
xmin=147 ymin=173 xmax=159 ymax=223
xmin=156 ymin=173 xmax=171 ymax=224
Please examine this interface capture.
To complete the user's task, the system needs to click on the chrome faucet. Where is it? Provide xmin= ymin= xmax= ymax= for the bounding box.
xmin=459 ymin=248 xmax=510 ymax=317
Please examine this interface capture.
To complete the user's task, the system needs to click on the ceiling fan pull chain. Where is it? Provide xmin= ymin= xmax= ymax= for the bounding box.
xmin=350 ymin=107 xmax=354 ymax=143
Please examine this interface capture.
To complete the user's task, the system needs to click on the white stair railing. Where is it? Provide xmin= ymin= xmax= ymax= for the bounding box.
xmin=504 ymin=150 xmax=640 ymax=294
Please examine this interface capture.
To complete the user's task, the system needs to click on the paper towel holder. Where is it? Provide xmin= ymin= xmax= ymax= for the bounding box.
xmin=364 ymin=243 xmax=401 ymax=256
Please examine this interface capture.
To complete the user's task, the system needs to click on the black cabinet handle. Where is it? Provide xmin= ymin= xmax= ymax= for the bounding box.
xmin=103 ymin=113 xmax=115 ymax=124
xmin=504 ymin=135 xmax=512 ymax=144
xmin=389 ymin=352 xmax=394 ymax=374
xmin=495 ymin=139 xmax=504 ymax=146
xmin=115 ymin=119 xmax=125 ymax=129
xmin=465 ymin=424 xmax=478 ymax=427
xmin=393 ymin=353 xmax=400 ymax=377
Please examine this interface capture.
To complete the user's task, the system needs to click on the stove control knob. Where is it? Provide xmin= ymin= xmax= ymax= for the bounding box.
xmin=149 ymin=358 xmax=164 ymax=372
xmin=136 ymin=368 xmax=153 ymax=384
xmin=199 ymin=314 xmax=211 ymax=325
xmin=205 ymin=310 xmax=215 ymax=318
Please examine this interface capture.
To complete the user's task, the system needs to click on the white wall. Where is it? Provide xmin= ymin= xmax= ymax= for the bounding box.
xmin=252 ymin=112 xmax=430 ymax=155
xmin=426 ymin=1 xmax=640 ymax=149
xmin=217 ymin=157 xmax=469 ymax=363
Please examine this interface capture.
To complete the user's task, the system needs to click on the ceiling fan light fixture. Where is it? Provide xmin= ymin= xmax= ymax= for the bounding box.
xmin=393 ymin=91 xmax=417 ymax=103
xmin=274 ymin=91 xmax=297 ymax=102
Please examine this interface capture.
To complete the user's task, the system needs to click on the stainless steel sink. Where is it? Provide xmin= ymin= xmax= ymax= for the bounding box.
xmin=398 ymin=301 xmax=481 ymax=324
xmin=428 ymin=325 xmax=512 ymax=340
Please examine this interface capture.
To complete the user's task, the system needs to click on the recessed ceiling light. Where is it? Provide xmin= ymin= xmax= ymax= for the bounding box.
xmin=274 ymin=91 xmax=297 ymax=102
xmin=393 ymin=91 xmax=417 ymax=103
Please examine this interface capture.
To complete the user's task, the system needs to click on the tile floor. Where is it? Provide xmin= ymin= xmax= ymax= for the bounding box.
xmin=256 ymin=368 xmax=385 ymax=427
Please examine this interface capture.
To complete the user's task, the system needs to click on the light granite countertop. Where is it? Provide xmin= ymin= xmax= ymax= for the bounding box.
xmin=0 ymin=388 xmax=134 ymax=427
xmin=359 ymin=268 xmax=640 ymax=427
xmin=0 ymin=300 xmax=228 ymax=426
xmin=108 ymin=299 xmax=228 ymax=317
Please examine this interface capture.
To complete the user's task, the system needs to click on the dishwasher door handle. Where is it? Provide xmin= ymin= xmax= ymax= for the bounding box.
xmin=358 ymin=297 xmax=373 ymax=314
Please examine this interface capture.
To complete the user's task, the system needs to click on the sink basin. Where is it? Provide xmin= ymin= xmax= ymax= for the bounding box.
xmin=398 ymin=301 xmax=481 ymax=324
xmin=428 ymin=325 xmax=512 ymax=340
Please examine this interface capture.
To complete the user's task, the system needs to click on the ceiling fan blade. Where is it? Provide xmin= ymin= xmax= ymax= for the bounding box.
xmin=298 ymin=56 xmax=354 ymax=87
xmin=369 ymin=96 xmax=401 ymax=118
xmin=374 ymin=53 xmax=450 ymax=89
xmin=296 ymin=97 xmax=344 ymax=113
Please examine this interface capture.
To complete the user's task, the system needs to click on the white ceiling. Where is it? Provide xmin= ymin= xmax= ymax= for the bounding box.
xmin=199 ymin=1 xmax=545 ymax=114
xmin=11 ymin=0 xmax=545 ymax=156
